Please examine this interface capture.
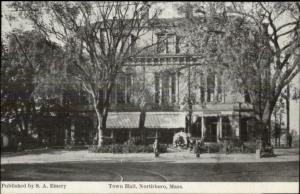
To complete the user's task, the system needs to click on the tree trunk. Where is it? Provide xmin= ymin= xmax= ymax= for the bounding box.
xmin=95 ymin=108 xmax=104 ymax=147
xmin=139 ymin=108 xmax=146 ymax=144
xmin=260 ymin=100 xmax=275 ymax=145
xmin=95 ymin=102 xmax=109 ymax=147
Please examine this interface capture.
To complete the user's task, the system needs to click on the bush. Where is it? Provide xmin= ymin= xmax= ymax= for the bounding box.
xmin=196 ymin=140 xmax=257 ymax=154
xmin=89 ymin=143 xmax=169 ymax=153
xmin=243 ymin=141 xmax=257 ymax=153
xmin=202 ymin=143 xmax=223 ymax=153
xmin=124 ymin=137 xmax=143 ymax=146
xmin=222 ymin=139 xmax=256 ymax=153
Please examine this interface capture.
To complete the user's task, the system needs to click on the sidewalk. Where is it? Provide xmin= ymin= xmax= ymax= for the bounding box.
xmin=1 ymin=148 xmax=299 ymax=165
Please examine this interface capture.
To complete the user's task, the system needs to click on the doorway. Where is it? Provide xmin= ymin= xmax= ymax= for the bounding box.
xmin=205 ymin=117 xmax=218 ymax=142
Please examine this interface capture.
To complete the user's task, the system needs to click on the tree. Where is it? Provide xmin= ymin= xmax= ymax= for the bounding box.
xmin=178 ymin=2 xmax=300 ymax=144
xmin=223 ymin=2 xmax=299 ymax=143
xmin=1 ymin=30 xmax=65 ymax=144
xmin=130 ymin=67 xmax=154 ymax=144
xmin=10 ymin=2 xmax=162 ymax=146
xmin=272 ymin=98 xmax=284 ymax=146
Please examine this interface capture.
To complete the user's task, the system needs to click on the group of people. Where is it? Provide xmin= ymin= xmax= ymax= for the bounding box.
xmin=188 ymin=138 xmax=204 ymax=157
xmin=153 ymin=137 xmax=204 ymax=158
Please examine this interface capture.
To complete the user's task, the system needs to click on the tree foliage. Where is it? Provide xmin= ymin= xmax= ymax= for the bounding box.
xmin=9 ymin=1 xmax=162 ymax=146
xmin=178 ymin=2 xmax=300 ymax=142
xmin=1 ymin=30 xmax=64 ymax=142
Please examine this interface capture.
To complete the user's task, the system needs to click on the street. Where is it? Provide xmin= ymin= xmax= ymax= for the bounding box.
xmin=1 ymin=160 xmax=298 ymax=182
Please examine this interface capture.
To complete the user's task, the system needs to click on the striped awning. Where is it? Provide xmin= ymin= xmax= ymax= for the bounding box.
xmin=106 ymin=112 xmax=140 ymax=129
xmin=144 ymin=112 xmax=186 ymax=129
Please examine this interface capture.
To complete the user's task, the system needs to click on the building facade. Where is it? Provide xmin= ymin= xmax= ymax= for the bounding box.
xmin=63 ymin=15 xmax=257 ymax=146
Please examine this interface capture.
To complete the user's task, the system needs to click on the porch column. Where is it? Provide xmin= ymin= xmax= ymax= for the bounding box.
xmin=64 ymin=128 xmax=70 ymax=146
xmin=217 ymin=115 xmax=220 ymax=142
xmin=201 ymin=116 xmax=206 ymax=138
xmin=155 ymin=130 xmax=158 ymax=139
xmin=128 ymin=129 xmax=132 ymax=139
xmin=220 ymin=116 xmax=223 ymax=139
xmin=176 ymin=71 xmax=180 ymax=104
xmin=235 ymin=114 xmax=240 ymax=138
xmin=110 ymin=129 xmax=114 ymax=139
xmin=70 ymin=119 xmax=76 ymax=145
xmin=217 ymin=115 xmax=223 ymax=142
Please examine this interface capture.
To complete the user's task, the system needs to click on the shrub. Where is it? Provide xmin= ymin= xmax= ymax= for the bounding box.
xmin=89 ymin=143 xmax=169 ymax=153
xmin=243 ymin=141 xmax=257 ymax=153
xmin=222 ymin=139 xmax=256 ymax=153
xmin=202 ymin=143 xmax=223 ymax=153
xmin=124 ymin=137 xmax=143 ymax=146
xmin=198 ymin=140 xmax=257 ymax=154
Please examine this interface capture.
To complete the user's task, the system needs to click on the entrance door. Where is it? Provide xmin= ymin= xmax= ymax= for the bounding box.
xmin=191 ymin=118 xmax=202 ymax=138
xmin=240 ymin=118 xmax=249 ymax=141
xmin=115 ymin=130 xmax=129 ymax=144
xmin=206 ymin=123 xmax=217 ymax=142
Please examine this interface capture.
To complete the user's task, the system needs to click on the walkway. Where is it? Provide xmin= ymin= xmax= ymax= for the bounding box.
xmin=1 ymin=148 xmax=299 ymax=165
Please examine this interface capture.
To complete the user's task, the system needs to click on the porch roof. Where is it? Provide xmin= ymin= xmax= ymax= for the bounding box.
xmin=144 ymin=112 xmax=186 ymax=129
xmin=106 ymin=112 xmax=186 ymax=129
xmin=106 ymin=112 xmax=140 ymax=129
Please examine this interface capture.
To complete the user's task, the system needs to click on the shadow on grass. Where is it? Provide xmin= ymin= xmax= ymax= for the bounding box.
xmin=1 ymin=146 xmax=88 ymax=157
xmin=1 ymin=160 xmax=299 ymax=182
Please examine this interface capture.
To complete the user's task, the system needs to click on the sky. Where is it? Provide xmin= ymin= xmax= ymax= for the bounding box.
xmin=1 ymin=2 xmax=299 ymax=134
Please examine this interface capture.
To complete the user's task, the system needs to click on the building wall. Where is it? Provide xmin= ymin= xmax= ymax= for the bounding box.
xmin=64 ymin=16 xmax=255 ymax=145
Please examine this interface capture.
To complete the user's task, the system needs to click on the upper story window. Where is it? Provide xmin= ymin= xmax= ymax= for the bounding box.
xmin=157 ymin=34 xmax=180 ymax=54
xmin=110 ymin=74 xmax=132 ymax=105
xmin=206 ymin=73 xmax=215 ymax=103
xmin=206 ymin=72 xmax=222 ymax=103
xmin=154 ymin=72 xmax=177 ymax=105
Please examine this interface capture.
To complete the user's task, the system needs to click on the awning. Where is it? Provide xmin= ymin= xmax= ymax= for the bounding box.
xmin=106 ymin=112 xmax=140 ymax=129
xmin=144 ymin=112 xmax=186 ymax=129
xmin=193 ymin=110 xmax=233 ymax=117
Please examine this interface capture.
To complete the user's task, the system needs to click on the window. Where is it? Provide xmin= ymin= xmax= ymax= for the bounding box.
xmin=154 ymin=72 xmax=176 ymax=104
xmin=117 ymin=76 xmax=126 ymax=104
xmin=157 ymin=34 xmax=179 ymax=54
xmin=176 ymin=36 xmax=181 ymax=54
xmin=130 ymin=35 xmax=137 ymax=53
xmin=155 ymin=73 xmax=160 ymax=104
xmin=217 ymin=75 xmax=222 ymax=102
xmin=166 ymin=34 xmax=176 ymax=53
xmin=171 ymin=74 xmax=176 ymax=103
xmin=126 ymin=75 xmax=132 ymax=103
xmin=207 ymin=72 xmax=215 ymax=102
xmin=161 ymin=74 xmax=169 ymax=104
xmin=157 ymin=34 xmax=166 ymax=54
xmin=200 ymin=72 xmax=205 ymax=103
xmin=111 ymin=74 xmax=132 ymax=105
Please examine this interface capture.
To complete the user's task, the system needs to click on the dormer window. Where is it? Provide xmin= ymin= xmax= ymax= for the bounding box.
xmin=157 ymin=33 xmax=180 ymax=54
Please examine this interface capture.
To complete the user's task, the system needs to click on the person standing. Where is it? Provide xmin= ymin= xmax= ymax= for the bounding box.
xmin=287 ymin=132 xmax=293 ymax=148
xmin=153 ymin=138 xmax=159 ymax=157
xmin=195 ymin=140 xmax=201 ymax=158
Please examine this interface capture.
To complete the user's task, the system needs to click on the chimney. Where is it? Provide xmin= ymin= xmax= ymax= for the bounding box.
xmin=141 ymin=3 xmax=150 ymax=20
xmin=262 ymin=23 xmax=269 ymax=35
xmin=185 ymin=2 xmax=193 ymax=19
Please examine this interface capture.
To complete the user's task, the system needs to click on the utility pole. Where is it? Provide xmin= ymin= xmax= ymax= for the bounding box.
xmin=286 ymin=62 xmax=290 ymax=147
xmin=274 ymin=107 xmax=277 ymax=146
xmin=279 ymin=109 xmax=282 ymax=147
xmin=238 ymin=102 xmax=242 ymax=140
xmin=187 ymin=56 xmax=192 ymax=136
xmin=286 ymin=84 xmax=290 ymax=134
